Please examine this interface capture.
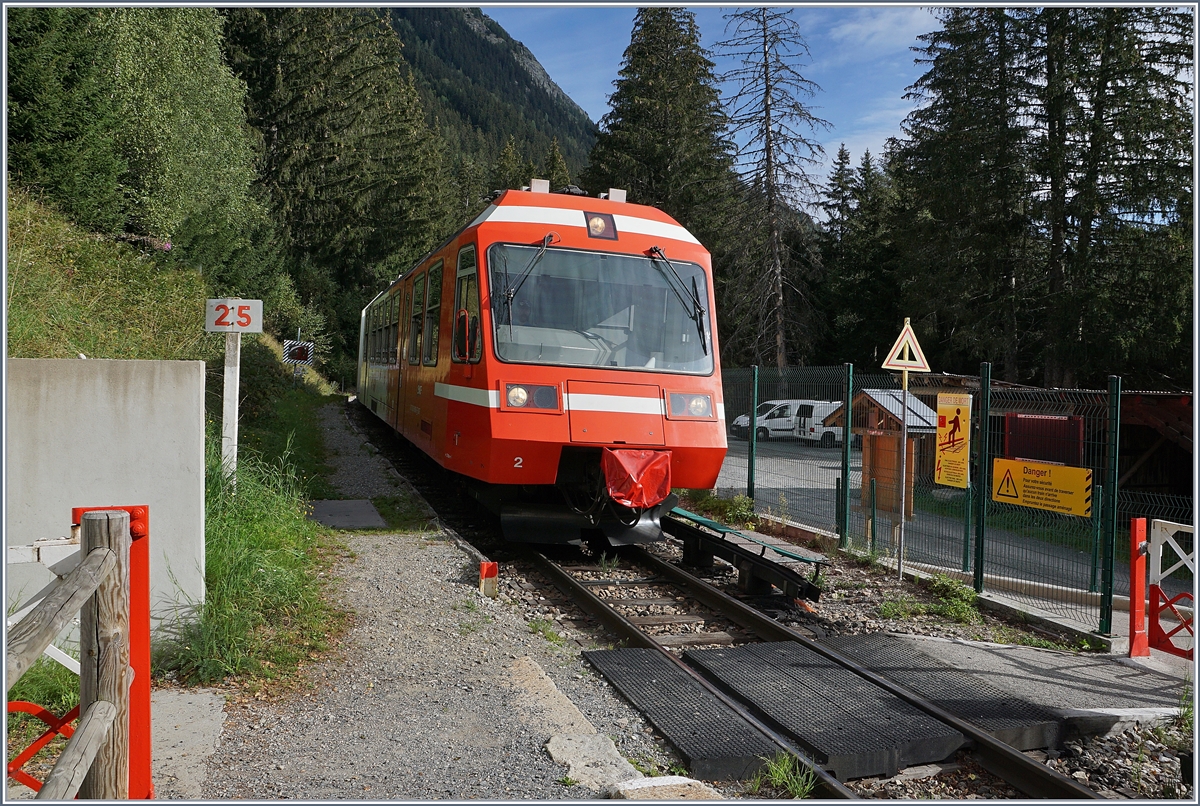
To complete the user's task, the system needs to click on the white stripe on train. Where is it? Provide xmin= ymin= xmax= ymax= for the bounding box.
xmin=433 ymin=382 xmax=725 ymax=420
xmin=470 ymin=205 xmax=702 ymax=245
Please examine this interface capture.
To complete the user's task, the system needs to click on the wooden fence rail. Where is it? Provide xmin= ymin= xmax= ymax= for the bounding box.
xmin=5 ymin=510 xmax=131 ymax=800
xmin=6 ymin=549 xmax=115 ymax=684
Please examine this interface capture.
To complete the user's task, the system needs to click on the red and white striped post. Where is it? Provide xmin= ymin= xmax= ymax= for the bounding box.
xmin=479 ymin=561 xmax=498 ymax=598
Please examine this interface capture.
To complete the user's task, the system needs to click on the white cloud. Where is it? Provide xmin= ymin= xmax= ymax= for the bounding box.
xmin=820 ymin=6 xmax=937 ymax=68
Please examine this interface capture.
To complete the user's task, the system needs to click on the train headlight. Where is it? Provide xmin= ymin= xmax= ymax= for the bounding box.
xmin=667 ymin=392 xmax=714 ymax=419
xmin=507 ymin=385 xmax=529 ymax=407
xmin=504 ymin=383 xmax=560 ymax=411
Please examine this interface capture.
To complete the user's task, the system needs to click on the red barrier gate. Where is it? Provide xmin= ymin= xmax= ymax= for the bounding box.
xmin=1144 ymin=519 xmax=1194 ymax=661
xmin=5 ymin=505 xmax=153 ymax=798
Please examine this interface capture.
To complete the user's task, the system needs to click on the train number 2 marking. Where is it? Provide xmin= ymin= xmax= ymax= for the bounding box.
xmin=513 ymin=457 xmax=523 ymax=468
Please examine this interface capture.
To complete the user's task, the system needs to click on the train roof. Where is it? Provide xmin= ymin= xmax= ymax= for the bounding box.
xmin=469 ymin=189 xmax=701 ymax=247
xmin=366 ymin=188 xmax=706 ymax=310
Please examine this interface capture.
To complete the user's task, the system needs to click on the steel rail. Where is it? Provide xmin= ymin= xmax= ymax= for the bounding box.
xmin=528 ymin=550 xmax=857 ymax=799
xmin=636 ymin=526 xmax=1104 ymax=800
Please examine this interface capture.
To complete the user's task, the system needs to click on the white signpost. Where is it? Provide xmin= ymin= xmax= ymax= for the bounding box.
xmin=205 ymin=299 xmax=263 ymax=475
xmin=881 ymin=317 xmax=931 ymax=579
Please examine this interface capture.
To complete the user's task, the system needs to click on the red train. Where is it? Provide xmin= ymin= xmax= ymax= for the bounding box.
xmin=357 ymin=184 xmax=727 ymax=545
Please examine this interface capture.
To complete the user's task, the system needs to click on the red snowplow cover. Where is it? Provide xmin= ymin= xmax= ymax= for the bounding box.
xmin=601 ymin=448 xmax=671 ymax=509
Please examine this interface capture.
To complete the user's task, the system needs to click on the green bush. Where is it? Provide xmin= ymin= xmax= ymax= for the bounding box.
xmin=678 ymin=489 xmax=758 ymax=529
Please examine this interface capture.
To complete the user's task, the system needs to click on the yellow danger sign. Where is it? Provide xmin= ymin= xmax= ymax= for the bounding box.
xmin=991 ymin=458 xmax=1093 ymax=517
xmin=935 ymin=393 xmax=971 ymax=489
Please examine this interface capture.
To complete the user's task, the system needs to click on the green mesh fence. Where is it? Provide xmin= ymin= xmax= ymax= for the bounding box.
xmin=714 ymin=365 xmax=1190 ymax=636
xmin=717 ymin=366 xmax=872 ymax=535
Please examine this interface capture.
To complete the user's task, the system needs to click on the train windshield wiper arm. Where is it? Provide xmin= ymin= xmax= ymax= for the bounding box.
xmin=501 ymin=232 xmax=556 ymax=333
xmin=648 ymin=245 xmax=708 ymax=355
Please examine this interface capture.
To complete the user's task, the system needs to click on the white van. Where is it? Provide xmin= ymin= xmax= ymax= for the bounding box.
xmin=794 ymin=401 xmax=844 ymax=447
xmin=729 ymin=399 xmax=806 ymax=441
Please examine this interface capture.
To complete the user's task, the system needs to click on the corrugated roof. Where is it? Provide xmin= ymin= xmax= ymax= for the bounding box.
xmin=859 ymin=388 xmax=938 ymax=432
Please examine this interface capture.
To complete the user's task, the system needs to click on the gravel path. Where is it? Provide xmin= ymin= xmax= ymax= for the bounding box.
xmin=200 ymin=403 xmax=678 ymax=799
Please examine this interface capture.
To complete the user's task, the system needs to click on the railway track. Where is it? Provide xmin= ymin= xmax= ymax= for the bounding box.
xmin=347 ymin=399 xmax=1125 ymax=799
xmin=530 ymin=526 xmax=1103 ymax=800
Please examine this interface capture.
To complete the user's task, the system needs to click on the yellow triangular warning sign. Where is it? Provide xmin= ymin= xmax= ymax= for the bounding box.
xmin=882 ymin=319 xmax=931 ymax=372
xmin=995 ymin=468 xmax=1020 ymax=500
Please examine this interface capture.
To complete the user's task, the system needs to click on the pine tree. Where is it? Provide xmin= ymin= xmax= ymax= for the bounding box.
xmin=7 ymin=8 xmax=126 ymax=233
xmin=224 ymin=7 xmax=441 ymax=282
xmin=223 ymin=7 xmax=444 ymax=372
xmin=897 ymin=7 xmax=1041 ymax=381
xmin=715 ymin=7 xmax=830 ymax=369
xmin=895 ymin=7 xmax=1192 ymax=387
xmin=580 ymin=8 xmax=736 ymax=237
xmin=541 ymin=137 xmax=572 ymax=191
xmin=491 ymin=135 xmax=533 ymax=191
xmin=1037 ymin=7 xmax=1193 ymax=387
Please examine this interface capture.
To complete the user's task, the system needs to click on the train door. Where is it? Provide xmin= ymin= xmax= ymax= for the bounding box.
xmin=401 ymin=270 xmax=426 ymax=439
xmin=401 ymin=264 xmax=440 ymax=440
xmin=418 ymin=260 xmax=443 ymax=442
xmin=387 ymin=289 xmax=402 ymax=430
xmin=452 ymin=244 xmax=482 ymax=369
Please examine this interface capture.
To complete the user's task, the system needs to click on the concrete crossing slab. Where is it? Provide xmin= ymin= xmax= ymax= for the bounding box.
xmin=307 ymin=499 xmax=386 ymax=529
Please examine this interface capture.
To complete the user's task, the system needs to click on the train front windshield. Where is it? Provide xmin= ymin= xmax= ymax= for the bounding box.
xmin=487 ymin=244 xmax=714 ymax=374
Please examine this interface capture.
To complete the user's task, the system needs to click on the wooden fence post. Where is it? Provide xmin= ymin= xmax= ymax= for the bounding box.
xmin=79 ymin=511 xmax=130 ymax=800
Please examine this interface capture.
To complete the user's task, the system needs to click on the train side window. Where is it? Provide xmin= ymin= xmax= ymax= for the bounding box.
xmin=408 ymin=273 xmax=426 ymax=365
xmin=369 ymin=304 xmax=379 ymax=363
xmin=453 ymin=245 xmax=481 ymax=363
xmin=390 ymin=293 xmax=400 ymax=363
xmin=423 ymin=261 xmax=444 ymax=366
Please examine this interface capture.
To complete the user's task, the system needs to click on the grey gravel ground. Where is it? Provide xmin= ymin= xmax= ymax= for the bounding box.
xmin=200 ymin=403 xmax=679 ymax=800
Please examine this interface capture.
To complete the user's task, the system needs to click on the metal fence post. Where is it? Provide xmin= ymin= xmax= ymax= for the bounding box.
xmin=839 ymin=363 xmax=854 ymax=549
xmin=747 ymin=365 xmax=758 ymax=502
xmin=973 ymin=362 xmax=991 ymax=593
xmin=1100 ymin=375 xmax=1122 ymax=634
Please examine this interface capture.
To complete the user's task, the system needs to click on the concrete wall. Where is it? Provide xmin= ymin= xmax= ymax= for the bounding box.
xmin=6 ymin=359 xmax=206 ymax=635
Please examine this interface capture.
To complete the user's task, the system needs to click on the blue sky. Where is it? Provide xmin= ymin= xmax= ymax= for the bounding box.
xmin=483 ymin=4 xmax=940 ymax=187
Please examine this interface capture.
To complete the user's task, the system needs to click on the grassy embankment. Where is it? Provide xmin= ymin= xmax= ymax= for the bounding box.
xmin=5 ymin=188 xmax=354 ymax=746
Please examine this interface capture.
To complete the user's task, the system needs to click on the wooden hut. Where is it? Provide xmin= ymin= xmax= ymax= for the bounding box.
xmin=824 ymin=389 xmax=936 ymax=520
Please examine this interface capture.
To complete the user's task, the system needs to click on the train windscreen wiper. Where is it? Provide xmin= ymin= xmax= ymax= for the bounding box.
xmin=500 ymin=232 xmax=556 ymax=334
xmin=648 ymin=245 xmax=708 ymax=355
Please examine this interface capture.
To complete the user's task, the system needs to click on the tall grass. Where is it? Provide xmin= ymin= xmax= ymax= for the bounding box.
xmin=6 ymin=186 xmax=219 ymax=361
xmin=6 ymin=656 xmax=79 ymax=714
xmin=154 ymin=427 xmax=346 ymax=683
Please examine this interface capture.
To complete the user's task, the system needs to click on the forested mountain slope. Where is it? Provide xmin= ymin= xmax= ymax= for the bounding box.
xmin=388 ymin=7 xmax=595 ymax=175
